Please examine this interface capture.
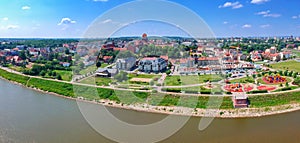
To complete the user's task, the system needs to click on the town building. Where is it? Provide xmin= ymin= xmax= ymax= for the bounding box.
xmin=138 ymin=57 xmax=167 ymax=73
xmin=116 ymin=57 xmax=137 ymax=71
xmin=232 ymin=92 xmax=249 ymax=108
xmin=95 ymin=68 xmax=118 ymax=77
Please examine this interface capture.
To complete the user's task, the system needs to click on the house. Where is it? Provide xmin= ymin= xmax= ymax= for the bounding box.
xmin=95 ymin=68 xmax=118 ymax=77
xmin=179 ymin=58 xmax=195 ymax=68
xmin=116 ymin=57 xmax=136 ymax=71
xmin=232 ymin=92 xmax=249 ymax=108
xmin=138 ymin=57 xmax=167 ymax=73
xmin=197 ymin=57 xmax=219 ymax=66
xmin=61 ymin=62 xmax=71 ymax=67
xmin=281 ymin=51 xmax=292 ymax=59
xmin=102 ymin=56 xmax=113 ymax=63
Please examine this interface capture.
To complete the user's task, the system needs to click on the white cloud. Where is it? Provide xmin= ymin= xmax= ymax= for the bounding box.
xmin=251 ymin=0 xmax=270 ymax=4
xmin=57 ymin=18 xmax=76 ymax=25
xmin=218 ymin=2 xmax=243 ymax=9
xmin=292 ymin=15 xmax=300 ymax=19
xmin=21 ymin=6 xmax=31 ymax=10
xmin=7 ymin=25 xmax=20 ymax=30
xmin=260 ymin=24 xmax=271 ymax=28
xmin=242 ymin=24 xmax=252 ymax=28
xmin=93 ymin=0 xmax=109 ymax=2
xmin=256 ymin=10 xmax=270 ymax=15
xmin=256 ymin=10 xmax=281 ymax=18
xmin=223 ymin=21 xmax=229 ymax=24
xmin=2 ymin=17 xmax=8 ymax=21
xmin=101 ymin=19 xmax=113 ymax=24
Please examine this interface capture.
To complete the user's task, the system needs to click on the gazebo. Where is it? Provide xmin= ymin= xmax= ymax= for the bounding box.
xmin=232 ymin=92 xmax=249 ymax=108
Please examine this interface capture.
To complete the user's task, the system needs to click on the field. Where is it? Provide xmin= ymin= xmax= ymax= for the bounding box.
xmin=80 ymin=76 xmax=112 ymax=86
xmin=292 ymin=50 xmax=300 ymax=58
xmin=54 ymin=70 xmax=72 ymax=81
xmin=79 ymin=63 xmax=108 ymax=75
xmin=0 ymin=68 xmax=30 ymax=85
xmin=270 ymin=60 xmax=300 ymax=73
xmin=249 ymin=91 xmax=300 ymax=107
xmin=164 ymin=75 xmax=223 ymax=86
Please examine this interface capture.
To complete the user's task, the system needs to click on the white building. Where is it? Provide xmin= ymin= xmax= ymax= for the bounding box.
xmin=138 ymin=57 xmax=167 ymax=73
xmin=116 ymin=57 xmax=136 ymax=71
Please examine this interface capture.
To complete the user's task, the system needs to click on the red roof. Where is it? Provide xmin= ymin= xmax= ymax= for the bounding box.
xmin=113 ymin=47 xmax=127 ymax=51
xmin=103 ymin=56 xmax=113 ymax=61
xmin=142 ymin=57 xmax=158 ymax=61
xmin=160 ymin=55 xmax=169 ymax=61
xmin=198 ymin=57 xmax=219 ymax=61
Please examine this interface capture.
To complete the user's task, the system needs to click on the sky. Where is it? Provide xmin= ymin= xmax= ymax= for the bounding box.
xmin=0 ymin=0 xmax=300 ymax=38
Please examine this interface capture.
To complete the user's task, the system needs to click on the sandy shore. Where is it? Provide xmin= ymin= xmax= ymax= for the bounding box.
xmin=1 ymin=76 xmax=300 ymax=119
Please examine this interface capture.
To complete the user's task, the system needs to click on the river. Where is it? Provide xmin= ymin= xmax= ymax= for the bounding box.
xmin=0 ymin=79 xmax=300 ymax=143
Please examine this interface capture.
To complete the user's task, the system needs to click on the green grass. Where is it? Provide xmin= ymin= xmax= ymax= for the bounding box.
xmin=292 ymin=50 xmax=300 ymax=58
xmin=4 ymin=67 xmax=300 ymax=110
xmin=249 ymin=92 xmax=300 ymax=108
xmin=230 ymin=77 xmax=255 ymax=83
xmin=128 ymin=73 xmax=159 ymax=79
xmin=79 ymin=63 xmax=108 ymax=75
xmin=54 ymin=70 xmax=72 ymax=81
xmin=148 ymin=94 xmax=233 ymax=109
xmin=80 ymin=76 xmax=112 ymax=86
xmin=0 ymin=68 xmax=30 ymax=85
xmin=164 ymin=75 xmax=223 ymax=86
xmin=270 ymin=60 xmax=300 ymax=73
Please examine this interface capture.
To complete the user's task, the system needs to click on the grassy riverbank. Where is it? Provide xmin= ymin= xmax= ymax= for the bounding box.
xmin=2 ymin=68 xmax=300 ymax=111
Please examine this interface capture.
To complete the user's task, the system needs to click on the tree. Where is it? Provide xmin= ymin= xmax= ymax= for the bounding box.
xmin=114 ymin=71 xmax=128 ymax=82
xmin=293 ymin=73 xmax=298 ymax=78
xmin=166 ymin=70 xmax=171 ymax=76
xmin=288 ymin=71 xmax=294 ymax=77
xmin=56 ymin=74 xmax=62 ymax=80
xmin=40 ymin=70 xmax=46 ymax=77
xmin=252 ymin=74 xmax=256 ymax=79
xmin=19 ymin=50 xmax=26 ymax=60
xmin=96 ymin=61 xmax=102 ymax=68
xmin=65 ymin=48 xmax=70 ymax=55
xmin=285 ymin=82 xmax=289 ymax=87
xmin=78 ymin=61 xmax=84 ymax=70
xmin=284 ymin=70 xmax=289 ymax=76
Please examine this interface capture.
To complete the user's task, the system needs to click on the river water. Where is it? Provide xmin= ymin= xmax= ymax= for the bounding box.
xmin=0 ymin=79 xmax=300 ymax=143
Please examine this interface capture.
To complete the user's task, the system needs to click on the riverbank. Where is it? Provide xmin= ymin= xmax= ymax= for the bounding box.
xmin=1 ymin=67 xmax=300 ymax=118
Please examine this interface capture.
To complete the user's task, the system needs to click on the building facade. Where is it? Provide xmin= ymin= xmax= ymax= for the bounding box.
xmin=116 ymin=57 xmax=137 ymax=71
xmin=138 ymin=57 xmax=167 ymax=73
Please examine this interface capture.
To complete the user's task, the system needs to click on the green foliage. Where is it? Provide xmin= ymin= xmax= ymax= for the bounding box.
xmin=114 ymin=71 xmax=128 ymax=82
xmin=0 ymin=68 xmax=30 ymax=85
xmin=249 ymin=92 xmax=300 ymax=108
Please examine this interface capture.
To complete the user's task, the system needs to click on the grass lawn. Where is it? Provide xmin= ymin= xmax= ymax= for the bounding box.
xmin=80 ymin=76 xmax=112 ymax=86
xmin=54 ymin=70 xmax=72 ymax=81
xmin=164 ymin=75 xmax=223 ymax=86
xmin=270 ymin=60 xmax=300 ymax=73
xmin=292 ymin=50 xmax=300 ymax=58
xmin=229 ymin=77 xmax=255 ymax=83
xmin=79 ymin=63 xmax=108 ymax=75
xmin=249 ymin=91 xmax=300 ymax=108
xmin=8 ymin=65 xmax=25 ymax=72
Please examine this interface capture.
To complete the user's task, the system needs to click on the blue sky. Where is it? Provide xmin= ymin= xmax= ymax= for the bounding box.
xmin=0 ymin=0 xmax=299 ymax=38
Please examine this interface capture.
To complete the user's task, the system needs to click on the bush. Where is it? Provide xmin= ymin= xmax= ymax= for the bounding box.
xmin=248 ymin=90 xmax=268 ymax=94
